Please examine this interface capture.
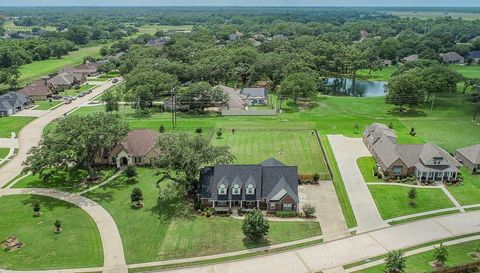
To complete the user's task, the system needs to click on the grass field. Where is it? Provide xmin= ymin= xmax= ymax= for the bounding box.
xmin=357 ymin=156 xmax=382 ymax=183
xmin=358 ymin=65 xmax=480 ymax=82
xmin=0 ymin=116 xmax=36 ymax=138
xmin=368 ymin=185 xmax=455 ymax=220
xmin=59 ymin=84 xmax=96 ymax=97
xmin=388 ymin=11 xmax=480 ymax=20
xmin=12 ymin=168 xmax=117 ymax=193
xmin=210 ymin=130 xmax=330 ymax=178
xmin=446 ymin=168 xmax=480 ymax=206
xmin=18 ymin=46 xmax=104 ymax=84
xmin=137 ymin=24 xmax=194 ymax=35
xmin=84 ymin=168 xmax=321 ymax=263
xmin=0 ymin=194 xmax=103 ymax=270
xmin=33 ymin=100 xmax=63 ymax=110
xmin=0 ymin=148 xmax=9 ymax=159
xmin=358 ymin=239 xmax=480 ymax=273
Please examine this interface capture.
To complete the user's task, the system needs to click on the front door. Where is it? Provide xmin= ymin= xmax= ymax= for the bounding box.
xmin=120 ymin=157 xmax=128 ymax=166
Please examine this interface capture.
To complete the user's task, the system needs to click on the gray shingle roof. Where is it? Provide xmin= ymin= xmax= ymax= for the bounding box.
xmin=241 ymin=88 xmax=268 ymax=98
xmin=439 ymin=52 xmax=464 ymax=63
xmin=467 ymin=51 xmax=480 ymax=59
xmin=199 ymin=158 xmax=298 ymax=202
xmin=456 ymin=144 xmax=480 ymax=164
xmin=0 ymin=92 xmax=30 ymax=112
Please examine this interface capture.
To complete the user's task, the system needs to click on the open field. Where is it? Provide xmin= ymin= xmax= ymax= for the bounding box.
xmin=446 ymin=168 xmax=480 ymax=206
xmin=368 ymin=185 xmax=455 ymax=220
xmin=18 ymin=46 xmax=104 ymax=84
xmin=0 ymin=194 xmax=103 ymax=270
xmin=357 ymin=156 xmax=382 ymax=183
xmin=3 ymin=21 xmax=57 ymax=32
xmin=33 ymin=100 xmax=63 ymax=110
xmin=388 ymin=11 xmax=480 ymax=20
xmin=84 ymin=168 xmax=321 ymax=263
xmin=0 ymin=116 xmax=36 ymax=138
xmin=137 ymin=24 xmax=194 ymax=35
xmin=358 ymin=65 xmax=480 ymax=82
xmin=210 ymin=129 xmax=330 ymax=178
xmin=358 ymin=239 xmax=480 ymax=273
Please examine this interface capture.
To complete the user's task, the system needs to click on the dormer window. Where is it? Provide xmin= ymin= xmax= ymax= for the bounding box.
xmin=218 ymin=184 xmax=227 ymax=195
xmin=433 ymin=157 xmax=443 ymax=165
xmin=232 ymin=184 xmax=241 ymax=195
xmin=246 ymin=184 xmax=255 ymax=195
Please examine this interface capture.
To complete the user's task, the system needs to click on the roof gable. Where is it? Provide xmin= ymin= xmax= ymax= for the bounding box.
xmin=457 ymin=144 xmax=480 ymax=164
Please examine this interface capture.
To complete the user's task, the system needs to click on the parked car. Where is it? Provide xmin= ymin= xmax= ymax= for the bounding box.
xmin=78 ymin=92 xmax=86 ymax=97
xmin=112 ymin=78 xmax=118 ymax=83
xmin=52 ymin=94 xmax=62 ymax=100
xmin=64 ymin=99 xmax=72 ymax=104
xmin=86 ymin=89 xmax=92 ymax=94
xmin=71 ymin=96 xmax=77 ymax=100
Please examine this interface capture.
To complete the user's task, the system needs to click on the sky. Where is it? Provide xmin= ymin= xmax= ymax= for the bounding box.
xmin=1 ymin=0 xmax=480 ymax=7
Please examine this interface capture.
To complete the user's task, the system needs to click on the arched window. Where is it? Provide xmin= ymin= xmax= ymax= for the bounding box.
xmin=232 ymin=184 xmax=241 ymax=195
xmin=246 ymin=184 xmax=255 ymax=195
xmin=218 ymin=184 xmax=227 ymax=195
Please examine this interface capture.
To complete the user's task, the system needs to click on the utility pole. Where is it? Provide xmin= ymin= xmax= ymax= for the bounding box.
xmin=170 ymin=86 xmax=177 ymax=130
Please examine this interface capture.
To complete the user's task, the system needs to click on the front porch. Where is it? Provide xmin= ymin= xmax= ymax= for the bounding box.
xmin=416 ymin=170 xmax=458 ymax=183
xmin=212 ymin=200 xmax=259 ymax=210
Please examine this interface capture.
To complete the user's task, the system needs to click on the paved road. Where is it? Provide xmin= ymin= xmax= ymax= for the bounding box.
xmin=0 ymin=188 xmax=127 ymax=273
xmin=153 ymin=211 xmax=480 ymax=273
xmin=0 ymin=79 xmax=121 ymax=188
xmin=327 ymin=135 xmax=388 ymax=233
xmin=299 ymin=183 xmax=350 ymax=241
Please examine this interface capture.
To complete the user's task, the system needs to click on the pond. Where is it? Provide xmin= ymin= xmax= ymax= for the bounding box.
xmin=324 ymin=78 xmax=387 ymax=97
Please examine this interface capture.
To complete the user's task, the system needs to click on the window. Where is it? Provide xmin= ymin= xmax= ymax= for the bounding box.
xmin=393 ymin=166 xmax=402 ymax=176
xmin=283 ymin=204 xmax=293 ymax=211
xmin=433 ymin=157 xmax=443 ymax=165
xmin=246 ymin=184 xmax=255 ymax=195
xmin=218 ymin=184 xmax=227 ymax=195
xmin=270 ymin=203 xmax=276 ymax=210
xmin=232 ymin=184 xmax=241 ymax=195
xmin=112 ymin=157 xmax=116 ymax=164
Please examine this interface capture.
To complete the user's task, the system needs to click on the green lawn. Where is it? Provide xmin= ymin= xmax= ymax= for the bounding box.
xmin=368 ymin=185 xmax=455 ymax=219
xmin=84 ymin=168 xmax=321 ymax=264
xmin=33 ymin=100 xmax=63 ymax=110
xmin=0 ymin=148 xmax=9 ymax=159
xmin=0 ymin=116 xmax=36 ymax=138
xmin=450 ymin=64 xmax=480 ymax=78
xmin=138 ymin=24 xmax=193 ymax=35
xmin=0 ymin=195 xmax=102 ymax=270
xmin=357 ymin=156 xmax=382 ymax=183
xmin=210 ymin=130 xmax=330 ymax=178
xmin=59 ymin=84 xmax=96 ymax=97
xmin=12 ymin=168 xmax=117 ymax=193
xmin=358 ymin=240 xmax=480 ymax=273
xmin=18 ymin=46 xmax=104 ymax=84
xmin=446 ymin=168 xmax=480 ymax=206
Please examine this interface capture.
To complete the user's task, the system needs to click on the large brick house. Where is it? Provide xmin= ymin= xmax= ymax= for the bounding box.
xmin=95 ymin=129 xmax=161 ymax=168
xmin=455 ymin=144 xmax=480 ymax=174
xmin=363 ymin=123 xmax=461 ymax=182
xmin=17 ymin=77 xmax=55 ymax=101
xmin=198 ymin=158 xmax=299 ymax=212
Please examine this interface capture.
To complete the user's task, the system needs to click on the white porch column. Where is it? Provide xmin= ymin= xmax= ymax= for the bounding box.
xmin=256 ymin=201 xmax=259 ymax=208
xmin=240 ymin=201 xmax=242 ymax=208
xmin=212 ymin=201 xmax=215 ymax=208
xmin=229 ymin=201 xmax=232 ymax=208
xmin=441 ymin=172 xmax=444 ymax=182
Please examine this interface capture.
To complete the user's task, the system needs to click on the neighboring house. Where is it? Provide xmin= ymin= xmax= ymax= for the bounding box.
xmin=240 ymin=87 xmax=268 ymax=105
xmin=47 ymin=67 xmax=86 ymax=90
xmin=73 ymin=61 xmax=100 ymax=76
xmin=145 ymin=36 xmax=171 ymax=47
xmin=455 ymin=144 xmax=480 ymax=174
xmin=466 ymin=51 xmax=480 ymax=63
xmin=215 ymin=85 xmax=246 ymax=111
xmin=95 ymin=129 xmax=161 ymax=168
xmin=439 ymin=52 xmax=465 ymax=64
xmin=198 ymin=158 xmax=299 ymax=212
xmin=0 ymin=92 xmax=32 ymax=117
xmin=401 ymin=54 xmax=419 ymax=62
xmin=363 ymin=123 xmax=461 ymax=182
xmin=17 ymin=77 xmax=55 ymax=101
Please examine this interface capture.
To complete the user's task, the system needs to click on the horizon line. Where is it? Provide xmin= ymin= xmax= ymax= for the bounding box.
xmin=1 ymin=5 xmax=480 ymax=8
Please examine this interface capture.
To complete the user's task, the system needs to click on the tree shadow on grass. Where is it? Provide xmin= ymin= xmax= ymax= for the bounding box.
xmin=148 ymin=186 xmax=194 ymax=221
xmin=387 ymin=108 xmax=427 ymax=117
xmin=242 ymin=237 xmax=271 ymax=249
xmin=21 ymin=195 xmax=75 ymax=212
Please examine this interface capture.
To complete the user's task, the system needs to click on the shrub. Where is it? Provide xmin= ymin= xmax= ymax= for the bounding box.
xmin=216 ymin=129 xmax=223 ymax=139
xmin=408 ymin=188 xmax=417 ymax=205
xmin=33 ymin=202 xmax=41 ymax=217
xmin=312 ymin=173 xmax=320 ymax=182
xmin=204 ymin=207 xmax=212 ymax=217
xmin=195 ymin=127 xmax=203 ymax=134
xmin=275 ymin=210 xmax=297 ymax=218
xmin=130 ymin=187 xmax=144 ymax=208
xmin=385 ymin=250 xmax=406 ymax=273
xmin=388 ymin=122 xmax=394 ymax=129
xmin=433 ymin=243 xmax=448 ymax=265
xmin=354 ymin=123 xmax=360 ymax=130
xmin=298 ymin=175 xmax=314 ymax=184
xmin=242 ymin=209 xmax=269 ymax=241
xmin=54 ymin=220 xmax=62 ymax=234
xmin=124 ymin=166 xmax=137 ymax=179
xmin=159 ymin=124 xmax=165 ymax=133
xmin=302 ymin=203 xmax=316 ymax=217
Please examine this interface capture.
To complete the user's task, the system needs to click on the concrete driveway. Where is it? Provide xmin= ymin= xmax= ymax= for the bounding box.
xmin=299 ymin=183 xmax=350 ymax=241
xmin=327 ymin=135 xmax=388 ymax=233
xmin=12 ymin=109 xmax=49 ymax=117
